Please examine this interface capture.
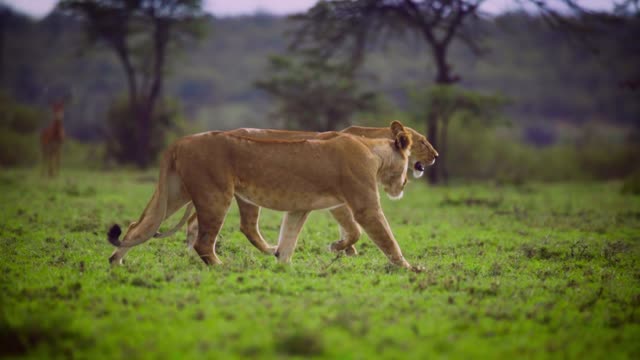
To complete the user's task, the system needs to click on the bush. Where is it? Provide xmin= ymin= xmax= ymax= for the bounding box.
xmin=61 ymin=140 xmax=106 ymax=170
xmin=0 ymin=93 xmax=43 ymax=167
xmin=0 ymin=132 xmax=39 ymax=167
xmin=442 ymin=118 xmax=638 ymax=183
xmin=0 ymin=92 xmax=43 ymax=134
xmin=622 ymin=172 xmax=640 ymax=195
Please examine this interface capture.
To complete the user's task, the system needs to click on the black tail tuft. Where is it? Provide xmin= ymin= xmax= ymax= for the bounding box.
xmin=108 ymin=224 xmax=122 ymax=247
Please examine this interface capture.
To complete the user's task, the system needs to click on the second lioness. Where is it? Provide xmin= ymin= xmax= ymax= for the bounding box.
xmin=169 ymin=125 xmax=437 ymax=256
xmin=108 ymin=121 xmax=416 ymax=269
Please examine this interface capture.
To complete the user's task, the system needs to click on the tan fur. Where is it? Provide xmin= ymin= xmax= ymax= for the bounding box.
xmin=179 ymin=122 xmax=438 ymax=256
xmin=108 ymin=122 xmax=417 ymax=269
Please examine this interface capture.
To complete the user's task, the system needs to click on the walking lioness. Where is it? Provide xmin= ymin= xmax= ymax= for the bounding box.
xmin=174 ymin=125 xmax=438 ymax=256
xmin=108 ymin=121 xmax=418 ymax=269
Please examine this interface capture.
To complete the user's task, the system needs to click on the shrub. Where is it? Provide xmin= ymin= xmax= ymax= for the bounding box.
xmin=0 ymin=132 xmax=39 ymax=167
xmin=621 ymin=172 xmax=640 ymax=195
xmin=441 ymin=118 xmax=638 ymax=183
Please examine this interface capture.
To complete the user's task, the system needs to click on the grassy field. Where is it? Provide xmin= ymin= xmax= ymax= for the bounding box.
xmin=1 ymin=169 xmax=639 ymax=359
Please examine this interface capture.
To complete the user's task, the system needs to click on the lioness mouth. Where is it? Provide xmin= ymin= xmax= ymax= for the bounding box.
xmin=412 ymin=161 xmax=425 ymax=178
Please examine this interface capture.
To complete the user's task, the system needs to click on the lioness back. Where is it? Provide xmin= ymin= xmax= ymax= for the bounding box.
xmin=172 ymin=132 xmax=379 ymax=211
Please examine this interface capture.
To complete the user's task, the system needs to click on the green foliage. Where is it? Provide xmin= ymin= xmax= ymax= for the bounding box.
xmin=410 ymin=85 xmax=506 ymax=126
xmin=1 ymin=170 xmax=639 ymax=358
xmin=0 ymin=93 xmax=44 ymax=167
xmin=575 ymin=124 xmax=640 ymax=180
xmin=409 ymin=85 xmax=506 ymax=182
xmin=0 ymin=92 xmax=43 ymax=134
xmin=61 ymin=139 xmax=106 ymax=170
xmin=622 ymin=172 xmax=640 ymax=195
xmin=256 ymin=51 xmax=379 ymax=131
xmin=0 ymin=132 xmax=39 ymax=167
xmin=443 ymin=118 xmax=640 ymax=183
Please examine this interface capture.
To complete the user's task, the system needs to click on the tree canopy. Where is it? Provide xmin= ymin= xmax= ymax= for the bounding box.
xmin=58 ymin=0 xmax=206 ymax=167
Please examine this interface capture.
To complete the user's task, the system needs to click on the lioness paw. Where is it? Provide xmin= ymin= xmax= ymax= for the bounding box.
xmin=344 ymin=246 xmax=358 ymax=256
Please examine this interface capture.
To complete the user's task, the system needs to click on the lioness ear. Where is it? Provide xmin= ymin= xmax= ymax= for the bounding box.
xmin=390 ymin=120 xmax=405 ymax=137
xmin=394 ymin=131 xmax=412 ymax=151
xmin=391 ymin=121 xmax=411 ymax=151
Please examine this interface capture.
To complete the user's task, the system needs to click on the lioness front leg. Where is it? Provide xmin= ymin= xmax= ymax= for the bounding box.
xmin=328 ymin=206 xmax=360 ymax=256
xmin=351 ymin=206 xmax=411 ymax=269
xmin=275 ymin=211 xmax=310 ymax=263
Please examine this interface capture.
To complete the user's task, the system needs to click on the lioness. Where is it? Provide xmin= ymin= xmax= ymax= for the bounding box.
xmin=171 ymin=125 xmax=438 ymax=256
xmin=108 ymin=121 xmax=417 ymax=269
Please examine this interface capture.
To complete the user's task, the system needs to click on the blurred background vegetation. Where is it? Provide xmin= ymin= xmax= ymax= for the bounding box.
xmin=0 ymin=0 xmax=638 ymax=185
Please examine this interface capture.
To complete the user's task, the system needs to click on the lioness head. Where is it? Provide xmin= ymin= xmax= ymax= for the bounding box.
xmin=406 ymin=128 xmax=438 ymax=178
xmin=380 ymin=121 xmax=412 ymax=199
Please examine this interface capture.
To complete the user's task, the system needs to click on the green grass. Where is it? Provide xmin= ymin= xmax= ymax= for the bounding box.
xmin=1 ymin=169 xmax=639 ymax=359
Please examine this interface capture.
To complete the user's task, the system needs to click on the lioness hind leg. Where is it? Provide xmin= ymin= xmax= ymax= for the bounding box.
xmin=109 ymin=246 xmax=130 ymax=266
xmin=186 ymin=212 xmax=198 ymax=248
xmin=192 ymin=193 xmax=233 ymax=265
xmin=110 ymin=176 xmax=189 ymax=265
xmin=328 ymin=206 xmax=360 ymax=256
xmin=236 ymin=196 xmax=277 ymax=255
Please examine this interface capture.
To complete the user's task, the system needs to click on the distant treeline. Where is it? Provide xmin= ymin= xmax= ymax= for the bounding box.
xmin=0 ymin=8 xmax=638 ymax=140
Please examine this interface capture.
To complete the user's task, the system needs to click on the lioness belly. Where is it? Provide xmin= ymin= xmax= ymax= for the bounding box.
xmin=235 ymin=187 xmax=342 ymax=212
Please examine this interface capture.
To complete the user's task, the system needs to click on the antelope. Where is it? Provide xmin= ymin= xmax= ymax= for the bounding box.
xmin=40 ymin=101 xmax=65 ymax=177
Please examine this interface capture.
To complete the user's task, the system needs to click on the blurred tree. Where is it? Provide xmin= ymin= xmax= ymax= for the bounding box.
xmin=104 ymin=95 xmax=184 ymax=165
xmin=531 ymin=1 xmax=639 ymax=88
xmin=0 ymin=6 xmax=8 ymax=86
xmin=2 ymin=3 xmax=637 ymax=151
xmin=290 ymin=0 xmax=485 ymax=183
xmin=410 ymin=85 xmax=504 ymax=182
xmin=58 ymin=0 xmax=205 ymax=167
xmin=256 ymin=50 xmax=378 ymax=131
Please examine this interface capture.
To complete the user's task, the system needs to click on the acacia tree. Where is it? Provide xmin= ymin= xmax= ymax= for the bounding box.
xmin=256 ymin=50 xmax=378 ymax=131
xmin=58 ymin=0 xmax=204 ymax=167
xmin=534 ymin=0 xmax=640 ymax=90
xmin=290 ymin=0 xmax=485 ymax=183
xmin=291 ymin=0 xmax=616 ymax=183
xmin=410 ymin=86 xmax=504 ymax=182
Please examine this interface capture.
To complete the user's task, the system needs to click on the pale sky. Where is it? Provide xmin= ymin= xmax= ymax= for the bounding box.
xmin=0 ymin=0 xmax=616 ymax=19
